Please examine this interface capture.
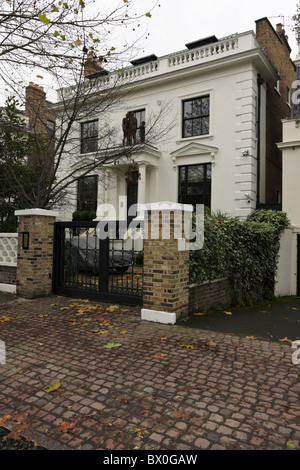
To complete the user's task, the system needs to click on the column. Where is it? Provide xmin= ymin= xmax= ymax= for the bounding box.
xmin=141 ymin=202 xmax=191 ymax=324
xmin=137 ymin=163 xmax=146 ymax=206
xmin=15 ymin=208 xmax=59 ymax=298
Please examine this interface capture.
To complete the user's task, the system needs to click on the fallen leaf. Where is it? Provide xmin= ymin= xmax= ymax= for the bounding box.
xmin=153 ymin=353 xmax=167 ymax=358
xmin=178 ymin=342 xmax=196 ymax=349
xmin=279 ymin=337 xmax=292 ymax=343
xmin=160 ymin=337 xmax=167 ymax=341
xmin=194 ymin=312 xmax=205 ymax=316
xmin=120 ymin=330 xmax=128 ymax=335
xmin=0 ymin=414 xmax=12 ymax=427
xmin=206 ymin=340 xmax=217 ymax=347
xmin=45 ymin=380 xmax=62 ymax=393
xmin=103 ymin=343 xmax=122 ymax=349
xmin=231 ymin=343 xmax=240 ymax=348
xmin=0 ymin=316 xmax=13 ymax=323
xmin=224 ymin=311 xmax=232 ymax=315
xmin=286 ymin=441 xmax=296 ymax=450
xmin=171 ymin=408 xmax=190 ymax=419
xmin=246 ymin=336 xmax=256 ymax=340
xmin=56 ymin=421 xmax=76 ymax=432
xmin=129 ymin=427 xmax=149 ymax=438
xmin=290 ymin=307 xmax=300 ymax=311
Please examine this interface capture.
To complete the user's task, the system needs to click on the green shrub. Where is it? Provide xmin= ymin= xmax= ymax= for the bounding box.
xmin=189 ymin=210 xmax=289 ymax=305
xmin=72 ymin=210 xmax=96 ymax=221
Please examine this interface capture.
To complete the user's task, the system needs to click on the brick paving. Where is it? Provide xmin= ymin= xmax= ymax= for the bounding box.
xmin=0 ymin=295 xmax=299 ymax=450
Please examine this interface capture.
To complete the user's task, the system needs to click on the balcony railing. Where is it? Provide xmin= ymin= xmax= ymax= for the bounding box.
xmin=168 ymin=37 xmax=238 ymax=68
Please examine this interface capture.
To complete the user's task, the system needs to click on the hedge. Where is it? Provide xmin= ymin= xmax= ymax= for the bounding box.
xmin=189 ymin=209 xmax=290 ymax=305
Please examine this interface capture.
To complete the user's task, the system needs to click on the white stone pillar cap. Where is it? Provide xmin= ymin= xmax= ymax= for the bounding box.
xmin=143 ymin=201 xmax=193 ymax=212
xmin=15 ymin=208 xmax=59 ymax=217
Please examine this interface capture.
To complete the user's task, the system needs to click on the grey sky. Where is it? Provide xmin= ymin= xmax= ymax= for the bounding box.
xmin=0 ymin=0 xmax=298 ymax=104
xmin=130 ymin=0 xmax=298 ymax=60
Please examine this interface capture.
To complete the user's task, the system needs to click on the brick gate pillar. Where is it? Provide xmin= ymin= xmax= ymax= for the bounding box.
xmin=141 ymin=202 xmax=192 ymax=324
xmin=15 ymin=208 xmax=59 ymax=298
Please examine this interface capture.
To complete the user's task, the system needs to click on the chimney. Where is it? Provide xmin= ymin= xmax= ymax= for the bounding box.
xmin=25 ymin=82 xmax=47 ymax=132
xmin=84 ymin=53 xmax=108 ymax=78
xmin=84 ymin=53 xmax=102 ymax=77
xmin=276 ymin=23 xmax=291 ymax=52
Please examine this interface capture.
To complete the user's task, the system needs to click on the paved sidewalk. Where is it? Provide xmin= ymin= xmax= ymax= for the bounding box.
xmin=0 ymin=295 xmax=299 ymax=450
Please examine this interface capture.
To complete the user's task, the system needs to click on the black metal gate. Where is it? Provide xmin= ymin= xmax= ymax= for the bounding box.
xmin=53 ymin=221 xmax=143 ymax=304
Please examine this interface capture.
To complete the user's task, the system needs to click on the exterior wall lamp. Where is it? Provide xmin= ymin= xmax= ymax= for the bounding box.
xmin=22 ymin=232 xmax=29 ymax=250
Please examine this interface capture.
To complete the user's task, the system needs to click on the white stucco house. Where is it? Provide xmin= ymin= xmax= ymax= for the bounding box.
xmin=49 ymin=18 xmax=294 ymax=223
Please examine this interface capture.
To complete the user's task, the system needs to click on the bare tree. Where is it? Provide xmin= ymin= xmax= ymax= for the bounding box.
xmin=0 ymin=0 xmax=177 ymax=229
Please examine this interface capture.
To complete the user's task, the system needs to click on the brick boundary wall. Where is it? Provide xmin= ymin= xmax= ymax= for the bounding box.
xmin=0 ymin=266 xmax=17 ymax=286
xmin=189 ymin=278 xmax=235 ymax=313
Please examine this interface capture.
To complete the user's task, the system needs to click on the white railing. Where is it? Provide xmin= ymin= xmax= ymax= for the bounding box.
xmin=0 ymin=233 xmax=18 ymax=267
xmin=59 ymin=33 xmax=247 ymax=99
xmin=168 ymin=37 xmax=238 ymax=68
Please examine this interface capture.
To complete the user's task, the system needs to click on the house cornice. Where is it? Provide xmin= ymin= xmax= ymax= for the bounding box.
xmin=53 ymin=31 xmax=279 ymax=109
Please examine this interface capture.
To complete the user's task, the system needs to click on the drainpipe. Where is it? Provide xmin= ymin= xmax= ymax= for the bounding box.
xmin=256 ymin=74 xmax=264 ymax=207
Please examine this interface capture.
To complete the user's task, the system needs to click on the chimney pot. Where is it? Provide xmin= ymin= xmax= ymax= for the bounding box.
xmin=276 ymin=23 xmax=283 ymax=34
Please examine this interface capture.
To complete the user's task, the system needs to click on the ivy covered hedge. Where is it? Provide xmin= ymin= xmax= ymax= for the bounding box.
xmin=189 ymin=209 xmax=290 ymax=305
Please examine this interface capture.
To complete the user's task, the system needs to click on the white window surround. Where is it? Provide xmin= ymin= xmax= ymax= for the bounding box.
xmin=274 ymin=79 xmax=281 ymax=95
xmin=177 ymin=89 xmax=214 ymax=141
xmin=170 ymin=142 xmax=219 ymax=169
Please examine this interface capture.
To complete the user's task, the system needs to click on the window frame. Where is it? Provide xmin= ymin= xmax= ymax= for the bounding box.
xmin=80 ymin=119 xmax=99 ymax=154
xmin=178 ymin=162 xmax=212 ymax=209
xmin=127 ymin=108 xmax=146 ymax=143
xmin=286 ymin=86 xmax=291 ymax=107
xmin=77 ymin=175 xmax=98 ymax=212
xmin=182 ymin=95 xmax=210 ymax=139
xmin=46 ymin=120 xmax=55 ymax=139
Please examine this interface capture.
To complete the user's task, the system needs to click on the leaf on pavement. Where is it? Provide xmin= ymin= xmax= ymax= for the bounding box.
xmin=246 ymin=336 xmax=256 ymax=340
xmin=279 ymin=337 xmax=292 ymax=343
xmin=171 ymin=408 xmax=190 ymax=419
xmin=45 ymin=380 xmax=62 ymax=393
xmin=178 ymin=342 xmax=195 ymax=349
xmin=286 ymin=441 xmax=296 ymax=450
xmin=103 ymin=343 xmax=122 ymax=349
xmin=0 ymin=316 xmax=13 ymax=322
xmin=0 ymin=414 xmax=12 ymax=427
xmin=194 ymin=312 xmax=205 ymax=316
xmin=129 ymin=427 xmax=149 ymax=438
xmin=224 ymin=311 xmax=232 ymax=315
xmin=56 ymin=421 xmax=76 ymax=432
xmin=153 ymin=353 xmax=167 ymax=358
xmin=120 ymin=330 xmax=128 ymax=335
xmin=206 ymin=340 xmax=217 ymax=347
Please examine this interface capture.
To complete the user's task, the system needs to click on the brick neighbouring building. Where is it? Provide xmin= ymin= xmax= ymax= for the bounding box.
xmin=255 ymin=17 xmax=296 ymax=206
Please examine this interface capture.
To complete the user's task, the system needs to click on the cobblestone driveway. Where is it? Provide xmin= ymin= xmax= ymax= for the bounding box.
xmin=0 ymin=295 xmax=299 ymax=450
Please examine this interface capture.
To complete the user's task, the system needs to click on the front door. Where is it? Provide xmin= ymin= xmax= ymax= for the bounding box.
xmin=127 ymin=170 xmax=139 ymax=226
